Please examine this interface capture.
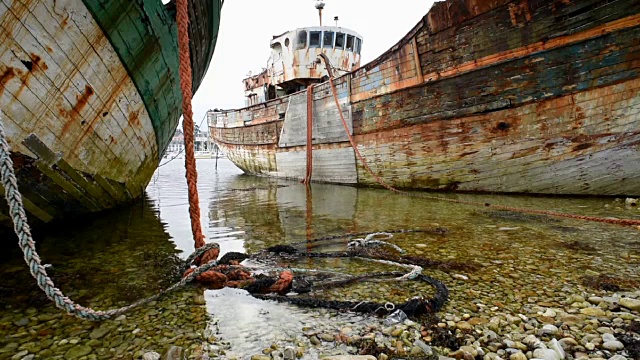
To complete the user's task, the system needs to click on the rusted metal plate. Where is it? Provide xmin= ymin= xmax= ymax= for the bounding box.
xmin=269 ymin=27 xmax=362 ymax=86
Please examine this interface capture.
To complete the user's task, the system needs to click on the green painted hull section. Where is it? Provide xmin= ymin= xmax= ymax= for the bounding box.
xmin=81 ymin=0 xmax=222 ymax=159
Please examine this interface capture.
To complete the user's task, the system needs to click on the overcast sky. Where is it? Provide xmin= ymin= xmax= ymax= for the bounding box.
xmin=189 ymin=0 xmax=436 ymax=126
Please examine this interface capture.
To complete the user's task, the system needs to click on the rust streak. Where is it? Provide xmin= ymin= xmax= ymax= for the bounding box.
xmin=411 ymin=37 xmax=423 ymax=84
xmin=0 ymin=67 xmax=16 ymax=97
xmin=68 ymin=73 xmax=129 ymax=154
xmin=128 ymin=110 xmax=140 ymax=127
xmin=17 ymin=54 xmax=48 ymax=97
xmin=60 ymin=84 xmax=95 ymax=136
xmin=30 ymin=53 xmax=49 ymax=71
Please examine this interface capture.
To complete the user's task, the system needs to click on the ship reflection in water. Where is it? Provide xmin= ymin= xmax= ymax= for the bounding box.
xmin=194 ymin=159 xmax=639 ymax=358
xmin=0 ymin=158 xmax=638 ymax=359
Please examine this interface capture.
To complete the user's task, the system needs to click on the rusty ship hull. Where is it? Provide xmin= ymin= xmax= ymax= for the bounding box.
xmin=210 ymin=0 xmax=640 ymax=196
xmin=0 ymin=0 xmax=222 ymax=226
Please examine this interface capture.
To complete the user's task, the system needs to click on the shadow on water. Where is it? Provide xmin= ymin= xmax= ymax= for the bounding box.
xmin=0 ymin=195 xmax=185 ymax=309
xmin=0 ymin=192 xmax=216 ymax=359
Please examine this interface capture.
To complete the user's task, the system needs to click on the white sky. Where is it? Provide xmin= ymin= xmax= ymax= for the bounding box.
xmin=190 ymin=0 xmax=436 ymax=125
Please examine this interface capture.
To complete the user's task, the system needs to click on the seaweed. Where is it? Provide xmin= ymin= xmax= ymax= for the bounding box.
xmin=581 ymin=274 xmax=640 ymax=292
xmin=618 ymin=334 xmax=640 ymax=359
xmin=559 ymin=240 xmax=597 ymax=252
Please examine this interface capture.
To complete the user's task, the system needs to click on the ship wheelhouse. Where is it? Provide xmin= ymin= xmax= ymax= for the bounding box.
xmin=243 ymin=26 xmax=363 ymax=107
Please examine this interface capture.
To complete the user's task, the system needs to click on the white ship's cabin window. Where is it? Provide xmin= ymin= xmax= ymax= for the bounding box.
xmin=335 ymin=32 xmax=346 ymax=49
xmin=346 ymin=35 xmax=355 ymax=52
xmin=323 ymin=31 xmax=335 ymax=48
xmin=355 ymin=37 xmax=362 ymax=54
xmin=296 ymin=30 xmax=307 ymax=50
xmin=309 ymin=31 xmax=321 ymax=48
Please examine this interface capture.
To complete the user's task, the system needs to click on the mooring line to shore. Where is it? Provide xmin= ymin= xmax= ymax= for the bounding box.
xmin=318 ymin=54 xmax=640 ymax=229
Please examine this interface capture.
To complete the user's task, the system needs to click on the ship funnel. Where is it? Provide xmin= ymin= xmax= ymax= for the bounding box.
xmin=315 ymin=1 xmax=325 ymax=26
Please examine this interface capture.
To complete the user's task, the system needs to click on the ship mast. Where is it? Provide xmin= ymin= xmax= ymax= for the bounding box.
xmin=315 ymin=1 xmax=325 ymax=26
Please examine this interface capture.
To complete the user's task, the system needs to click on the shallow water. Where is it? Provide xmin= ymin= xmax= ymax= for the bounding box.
xmin=0 ymin=158 xmax=639 ymax=359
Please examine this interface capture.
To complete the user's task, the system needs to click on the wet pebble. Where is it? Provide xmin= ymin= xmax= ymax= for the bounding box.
xmin=509 ymin=352 xmax=527 ymax=360
xmin=10 ymin=351 xmax=28 ymax=360
xmin=558 ymin=337 xmax=578 ymax=349
xmin=602 ymin=340 xmax=624 ymax=351
xmin=142 ymin=352 xmax=161 ymax=360
xmin=608 ymin=355 xmax=629 ymax=360
xmin=540 ymin=324 xmax=558 ymax=336
xmin=63 ymin=345 xmax=92 ymax=359
xmin=89 ymin=326 xmax=110 ymax=339
xmin=580 ymin=307 xmax=606 ymax=317
xmin=619 ymin=298 xmax=640 ymax=311
xmin=13 ymin=318 xmax=29 ymax=327
xmin=320 ymin=333 xmax=335 ymax=342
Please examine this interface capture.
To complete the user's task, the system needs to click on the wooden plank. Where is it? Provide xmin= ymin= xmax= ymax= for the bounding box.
xmin=0 ymin=182 xmax=54 ymax=222
xmin=21 ymin=133 xmax=117 ymax=207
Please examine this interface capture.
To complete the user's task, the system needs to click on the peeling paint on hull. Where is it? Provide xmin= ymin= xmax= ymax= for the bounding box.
xmin=211 ymin=0 xmax=640 ymax=196
xmin=0 ymin=0 xmax=221 ymax=226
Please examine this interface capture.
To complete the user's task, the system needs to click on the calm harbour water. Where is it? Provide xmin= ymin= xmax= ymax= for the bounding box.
xmin=0 ymin=158 xmax=639 ymax=359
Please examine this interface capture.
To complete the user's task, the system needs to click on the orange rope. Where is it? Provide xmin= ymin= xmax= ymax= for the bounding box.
xmin=318 ymin=54 xmax=640 ymax=228
xmin=176 ymin=0 xmax=205 ymax=249
xmin=303 ymin=84 xmax=315 ymax=186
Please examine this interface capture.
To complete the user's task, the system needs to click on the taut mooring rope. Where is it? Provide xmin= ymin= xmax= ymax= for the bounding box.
xmin=176 ymin=0 xmax=206 ymax=250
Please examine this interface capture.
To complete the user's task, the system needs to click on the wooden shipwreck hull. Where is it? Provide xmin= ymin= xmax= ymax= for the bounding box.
xmin=0 ymin=0 xmax=222 ymax=226
xmin=210 ymin=0 xmax=640 ymax=196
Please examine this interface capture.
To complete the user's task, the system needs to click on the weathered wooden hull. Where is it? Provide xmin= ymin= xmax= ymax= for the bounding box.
xmin=0 ymin=0 xmax=222 ymax=226
xmin=211 ymin=0 xmax=640 ymax=197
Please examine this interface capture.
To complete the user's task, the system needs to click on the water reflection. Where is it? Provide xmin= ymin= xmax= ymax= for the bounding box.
xmin=207 ymin=174 xmax=360 ymax=251
xmin=0 ymin=158 xmax=639 ymax=359
xmin=199 ymin=160 xmax=640 ymax=357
